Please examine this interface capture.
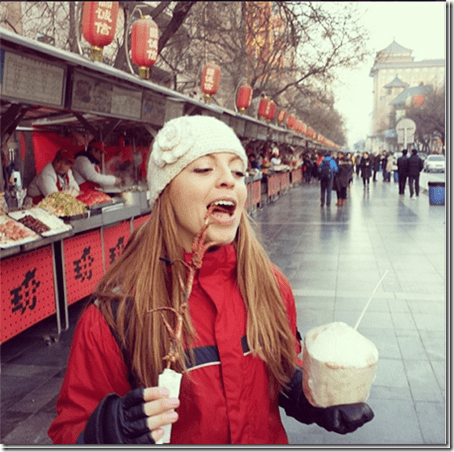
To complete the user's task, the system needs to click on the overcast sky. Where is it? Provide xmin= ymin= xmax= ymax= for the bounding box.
xmin=332 ymin=1 xmax=447 ymax=148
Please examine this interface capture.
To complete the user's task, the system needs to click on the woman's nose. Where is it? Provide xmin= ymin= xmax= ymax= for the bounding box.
xmin=215 ymin=166 xmax=235 ymax=188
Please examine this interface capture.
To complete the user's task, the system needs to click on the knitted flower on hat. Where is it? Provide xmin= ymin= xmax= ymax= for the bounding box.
xmin=147 ymin=115 xmax=247 ymax=209
xmin=152 ymin=120 xmax=196 ymax=168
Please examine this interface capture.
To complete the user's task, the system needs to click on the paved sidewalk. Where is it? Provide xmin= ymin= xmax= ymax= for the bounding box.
xmin=1 ymin=174 xmax=447 ymax=446
xmin=254 ymin=176 xmax=446 ymax=446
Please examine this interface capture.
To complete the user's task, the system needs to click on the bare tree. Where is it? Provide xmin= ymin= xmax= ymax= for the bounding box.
xmin=1 ymin=1 xmax=371 ymax=144
xmin=406 ymin=87 xmax=445 ymax=151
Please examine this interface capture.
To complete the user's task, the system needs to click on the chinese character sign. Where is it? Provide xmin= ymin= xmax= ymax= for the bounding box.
xmin=82 ymin=1 xmax=119 ymax=51
xmin=201 ymin=64 xmax=221 ymax=98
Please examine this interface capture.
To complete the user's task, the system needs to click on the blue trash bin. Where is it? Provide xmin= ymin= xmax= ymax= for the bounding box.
xmin=428 ymin=181 xmax=445 ymax=206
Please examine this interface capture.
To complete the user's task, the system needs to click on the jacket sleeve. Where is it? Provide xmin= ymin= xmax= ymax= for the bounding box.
xmin=74 ymin=156 xmax=117 ymax=186
xmin=47 ymin=304 xmax=132 ymax=444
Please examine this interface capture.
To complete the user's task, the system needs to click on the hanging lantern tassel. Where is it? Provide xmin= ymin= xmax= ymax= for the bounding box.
xmin=82 ymin=1 xmax=119 ymax=62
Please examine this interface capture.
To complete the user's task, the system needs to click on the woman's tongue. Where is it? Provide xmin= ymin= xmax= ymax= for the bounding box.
xmin=210 ymin=206 xmax=232 ymax=223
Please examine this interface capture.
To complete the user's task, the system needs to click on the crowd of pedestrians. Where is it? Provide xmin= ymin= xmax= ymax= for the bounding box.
xmin=297 ymin=147 xmax=426 ymax=208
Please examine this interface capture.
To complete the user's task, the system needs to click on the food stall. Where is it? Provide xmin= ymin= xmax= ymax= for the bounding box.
xmin=0 ymin=28 xmax=321 ymax=343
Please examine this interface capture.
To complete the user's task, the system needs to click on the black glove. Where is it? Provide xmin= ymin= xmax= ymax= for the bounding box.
xmin=83 ymin=387 xmax=155 ymax=444
xmin=279 ymin=367 xmax=374 ymax=434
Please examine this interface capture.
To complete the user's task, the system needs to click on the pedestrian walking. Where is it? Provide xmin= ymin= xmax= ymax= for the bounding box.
xmin=318 ymin=150 xmax=338 ymax=207
xmin=360 ymin=152 xmax=373 ymax=189
xmin=303 ymin=154 xmax=312 ymax=183
xmin=346 ymin=152 xmax=354 ymax=186
xmin=333 ymin=151 xmax=354 ymax=206
xmin=355 ymin=153 xmax=362 ymax=176
xmin=407 ymin=148 xmax=424 ymax=198
xmin=372 ymin=152 xmax=380 ymax=182
xmin=312 ymin=153 xmax=321 ymax=180
xmin=397 ymin=150 xmax=409 ymax=195
xmin=380 ymin=151 xmax=388 ymax=181
xmin=47 ymin=116 xmax=373 ymax=445
xmin=385 ymin=153 xmax=393 ymax=182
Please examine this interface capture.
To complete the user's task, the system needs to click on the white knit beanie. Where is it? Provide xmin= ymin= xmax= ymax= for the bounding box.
xmin=147 ymin=115 xmax=247 ymax=208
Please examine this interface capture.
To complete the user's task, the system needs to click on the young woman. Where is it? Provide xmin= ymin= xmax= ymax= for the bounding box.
xmin=48 ymin=116 xmax=373 ymax=445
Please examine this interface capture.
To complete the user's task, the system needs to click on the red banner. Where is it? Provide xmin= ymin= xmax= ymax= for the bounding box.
xmin=63 ymin=229 xmax=104 ymax=305
xmin=103 ymin=221 xmax=131 ymax=271
xmin=1 ymin=246 xmax=56 ymax=343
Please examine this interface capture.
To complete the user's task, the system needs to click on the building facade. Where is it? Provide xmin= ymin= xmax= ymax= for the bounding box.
xmin=369 ymin=40 xmax=444 ymax=152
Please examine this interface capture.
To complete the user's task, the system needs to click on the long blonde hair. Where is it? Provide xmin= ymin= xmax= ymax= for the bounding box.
xmin=95 ymin=187 xmax=296 ymax=389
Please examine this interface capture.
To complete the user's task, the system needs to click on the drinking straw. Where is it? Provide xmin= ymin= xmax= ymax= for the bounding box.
xmin=354 ymin=270 xmax=389 ymax=330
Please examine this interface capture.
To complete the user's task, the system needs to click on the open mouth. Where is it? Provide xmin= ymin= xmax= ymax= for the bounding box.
xmin=207 ymin=200 xmax=236 ymax=217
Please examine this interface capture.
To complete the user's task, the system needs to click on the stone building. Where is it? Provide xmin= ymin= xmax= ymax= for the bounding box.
xmin=368 ymin=40 xmax=445 ymax=151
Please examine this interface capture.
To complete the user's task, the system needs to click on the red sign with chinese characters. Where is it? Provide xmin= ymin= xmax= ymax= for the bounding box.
xmin=103 ymin=221 xmax=131 ymax=271
xmin=131 ymin=17 xmax=159 ymax=68
xmin=1 ymin=246 xmax=57 ymax=343
xmin=201 ymin=63 xmax=221 ymax=97
xmin=63 ymin=229 xmax=104 ymax=305
xmin=82 ymin=1 xmax=119 ymax=49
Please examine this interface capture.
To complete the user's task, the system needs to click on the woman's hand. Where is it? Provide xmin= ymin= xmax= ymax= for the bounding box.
xmin=142 ymin=387 xmax=180 ymax=442
xmin=83 ymin=386 xmax=180 ymax=444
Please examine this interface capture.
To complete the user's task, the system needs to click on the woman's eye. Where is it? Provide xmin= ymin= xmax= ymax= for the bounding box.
xmin=233 ymin=171 xmax=245 ymax=178
xmin=193 ymin=168 xmax=212 ymax=173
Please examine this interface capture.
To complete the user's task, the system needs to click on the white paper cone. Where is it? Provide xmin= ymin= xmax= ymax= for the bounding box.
xmin=156 ymin=368 xmax=182 ymax=444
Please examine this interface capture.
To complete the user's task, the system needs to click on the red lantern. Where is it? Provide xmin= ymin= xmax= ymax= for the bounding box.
xmin=258 ymin=96 xmax=269 ymax=120
xmin=131 ymin=16 xmax=159 ymax=79
xmin=266 ymin=100 xmax=276 ymax=122
xmin=286 ymin=113 xmax=295 ymax=129
xmin=82 ymin=1 xmax=119 ymax=61
xmin=201 ymin=63 xmax=221 ymax=103
xmin=292 ymin=119 xmax=298 ymax=133
xmin=236 ymin=83 xmax=253 ymax=114
xmin=277 ymin=109 xmax=287 ymax=123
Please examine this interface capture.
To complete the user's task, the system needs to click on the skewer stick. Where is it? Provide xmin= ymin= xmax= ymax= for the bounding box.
xmin=354 ymin=270 xmax=389 ymax=331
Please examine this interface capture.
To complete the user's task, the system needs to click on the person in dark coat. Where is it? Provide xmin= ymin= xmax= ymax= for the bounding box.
xmin=360 ymin=152 xmax=373 ymax=189
xmin=303 ymin=154 xmax=313 ymax=183
xmin=372 ymin=153 xmax=380 ymax=182
xmin=380 ymin=151 xmax=388 ymax=182
xmin=407 ymin=149 xmax=424 ymax=198
xmin=397 ymin=149 xmax=409 ymax=195
xmin=333 ymin=151 xmax=354 ymax=206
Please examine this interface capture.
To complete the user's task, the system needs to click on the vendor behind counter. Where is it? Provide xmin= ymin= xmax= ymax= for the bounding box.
xmin=73 ymin=141 xmax=122 ymax=191
xmin=26 ymin=149 xmax=79 ymax=205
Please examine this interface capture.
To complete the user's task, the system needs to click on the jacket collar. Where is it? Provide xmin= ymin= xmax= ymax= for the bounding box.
xmin=183 ymin=242 xmax=237 ymax=278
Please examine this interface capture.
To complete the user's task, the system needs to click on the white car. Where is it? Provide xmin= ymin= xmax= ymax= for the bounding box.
xmin=424 ymin=155 xmax=445 ymax=173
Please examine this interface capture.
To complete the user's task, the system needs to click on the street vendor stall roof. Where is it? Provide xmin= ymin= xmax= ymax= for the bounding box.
xmin=0 ymin=27 xmax=320 ymax=147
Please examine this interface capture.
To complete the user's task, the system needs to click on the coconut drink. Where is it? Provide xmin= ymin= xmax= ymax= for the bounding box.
xmin=302 ymin=322 xmax=378 ymax=408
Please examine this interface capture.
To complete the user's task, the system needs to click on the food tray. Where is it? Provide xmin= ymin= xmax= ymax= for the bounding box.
xmin=0 ymin=214 xmax=40 ymax=249
xmin=8 ymin=208 xmax=73 ymax=237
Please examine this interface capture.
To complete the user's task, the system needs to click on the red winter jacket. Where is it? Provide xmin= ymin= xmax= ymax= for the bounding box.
xmin=48 ymin=243 xmax=301 ymax=444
